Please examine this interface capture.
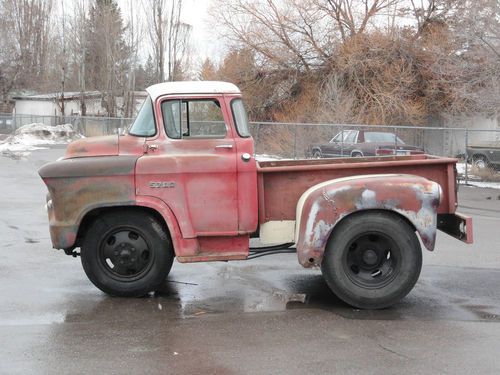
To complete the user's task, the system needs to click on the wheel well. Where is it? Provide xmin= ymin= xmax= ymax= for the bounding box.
xmin=471 ymin=153 xmax=488 ymax=161
xmin=328 ymin=209 xmax=418 ymax=245
xmin=76 ymin=206 xmax=171 ymax=248
xmin=350 ymin=150 xmax=363 ymax=157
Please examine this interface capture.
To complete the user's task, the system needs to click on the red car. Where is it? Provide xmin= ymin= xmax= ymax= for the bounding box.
xmin=308 ymin=130 xmax=424 ymax=158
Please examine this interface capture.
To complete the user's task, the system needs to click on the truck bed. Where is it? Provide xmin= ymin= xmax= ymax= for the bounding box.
xmin=256 ymin=155 xmax=458 ymax=223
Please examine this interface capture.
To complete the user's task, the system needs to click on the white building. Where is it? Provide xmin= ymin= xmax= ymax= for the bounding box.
xmin=13 ymin=91 xmax=147 ymax=118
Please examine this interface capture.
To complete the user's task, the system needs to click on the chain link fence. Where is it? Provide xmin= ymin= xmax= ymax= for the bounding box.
xmin=1 ymin=113 xmax=499 ymax=184
xmin=0 ymin=113 xmax=134 ymax=137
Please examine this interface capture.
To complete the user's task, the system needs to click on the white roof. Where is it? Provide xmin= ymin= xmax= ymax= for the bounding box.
xmin=146 ymin=81 xmax=241 ymax=101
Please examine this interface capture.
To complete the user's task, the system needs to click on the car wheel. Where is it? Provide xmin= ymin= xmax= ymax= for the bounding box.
xmin=472 ymin=155 xmax=489 ymax=171
xmin=81 ymin=211 xmax=174 ymax=297
xmin=321 ymin=211 xmax=422 ymax=309
xmin=313 ymin=150 xmax=322 ymax=159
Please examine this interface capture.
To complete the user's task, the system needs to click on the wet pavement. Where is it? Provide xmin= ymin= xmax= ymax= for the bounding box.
xmin=1 ymin=148 xmax=500 ymax=374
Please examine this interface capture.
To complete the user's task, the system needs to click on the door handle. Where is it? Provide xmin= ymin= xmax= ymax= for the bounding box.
xmin=144 ymin=144 xmax=158 ymax=153
xmin=215 ymin=144 xmax=233 ymax=149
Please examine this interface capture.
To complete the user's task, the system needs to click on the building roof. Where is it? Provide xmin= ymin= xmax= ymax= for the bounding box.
xmin=13 ymin=91 xmax=147 ymax=101
xmin=146 ymin=81 xmax=241 ymax=102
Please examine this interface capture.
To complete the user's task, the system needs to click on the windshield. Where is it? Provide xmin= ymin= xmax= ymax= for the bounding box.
xmin=128 ymin=96 xmax=156 ymax=137
xmin=365 ymin=132 xmax=404 ymax=144
xmin=331 ymin=130 xmax=357 ymax=143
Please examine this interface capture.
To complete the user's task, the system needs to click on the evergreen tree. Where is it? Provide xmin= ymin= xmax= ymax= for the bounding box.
xmin=84 ymin=0 xmax=129 ymax=116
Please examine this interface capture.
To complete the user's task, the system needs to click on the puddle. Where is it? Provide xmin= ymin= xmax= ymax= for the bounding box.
xmin=244 ymin=291 xmax=307 ymax=312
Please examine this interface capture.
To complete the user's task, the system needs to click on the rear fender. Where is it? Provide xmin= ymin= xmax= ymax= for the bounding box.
xmin=295 ymin=174 xmax=441 ymax=267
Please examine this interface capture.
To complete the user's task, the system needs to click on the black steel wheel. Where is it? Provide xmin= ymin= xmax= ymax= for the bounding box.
xmin=321 ymin=211 xmax=422 ymax=309
xmin=81 ymin=211 xmax=174 ymax=297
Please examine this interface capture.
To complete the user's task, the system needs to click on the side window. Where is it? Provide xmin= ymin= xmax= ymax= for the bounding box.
xmin=162 ymin=99 xmax=227 ymax=139
xmin=162 ymin=100 xmax=181 ymax=139
xmin=344 ymin=131 xmax=357 ymax=143
xmin=231 ymin=99 xmax=251 ymax=137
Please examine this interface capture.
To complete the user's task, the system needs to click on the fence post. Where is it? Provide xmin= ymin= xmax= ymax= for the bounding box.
xmin=464 ymin=128 xmax=469 ymax=185
xmin=293 ymin=124 xmax=297 ymax=159
xmin=340 ymin=125 xmax=344 ymax=157
xmin=255 ymin=123 xmax=260 ymax=156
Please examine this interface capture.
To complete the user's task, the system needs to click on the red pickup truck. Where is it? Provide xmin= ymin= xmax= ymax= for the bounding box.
xmin=39 ymin=81 xmax=473 ymax=309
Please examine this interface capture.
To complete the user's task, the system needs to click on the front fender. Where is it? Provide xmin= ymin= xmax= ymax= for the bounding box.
xmin=295 ymin=174 xmax=441 ymax=267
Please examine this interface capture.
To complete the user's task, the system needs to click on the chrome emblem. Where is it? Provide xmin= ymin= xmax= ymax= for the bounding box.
xmin=149 ymin=181 xmax=176 ymax=188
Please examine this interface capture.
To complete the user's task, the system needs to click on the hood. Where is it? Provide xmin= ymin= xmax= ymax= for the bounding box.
xmin=64 ymin=135 xmax=119 ymax=158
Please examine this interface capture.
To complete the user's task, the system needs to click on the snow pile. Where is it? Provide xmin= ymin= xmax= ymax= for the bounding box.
xmin=0 ymin=123 xmax=83 ymax=152
xmin=465 ymin=181 xmax=500 ymax=189
xmin=456 ymin=162 xmax=500 ymax=189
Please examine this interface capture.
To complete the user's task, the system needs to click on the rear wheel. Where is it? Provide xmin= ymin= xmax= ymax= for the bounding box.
xmin=472 ymin=155 xmax=490 ymax=171
xmin=81 ymin=211 xmax=174 ymax=297
xmin=313 ymin=150 xmax=322 ymax=159
xmin=321 ymin=211 xmax=422 ymax=309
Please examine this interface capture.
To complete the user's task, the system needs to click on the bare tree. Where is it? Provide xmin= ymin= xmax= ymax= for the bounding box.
xmin=0 ymin=0 xmax=54 ymax=90
xmin=141 ymin=0 xmax=192 ymax=83
xmin=211 ymin=0 xmax=500 ymax=123
xmin=123 ymin=0 xmax=143 ymax=117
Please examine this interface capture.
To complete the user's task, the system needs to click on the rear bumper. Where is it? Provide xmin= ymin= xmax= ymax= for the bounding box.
xmin=437 ymin=213 xmax=473 ymax=244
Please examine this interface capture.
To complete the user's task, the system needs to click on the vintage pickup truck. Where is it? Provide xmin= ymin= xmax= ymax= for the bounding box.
xmin=39 ymin=81 xmax=473 ymax=309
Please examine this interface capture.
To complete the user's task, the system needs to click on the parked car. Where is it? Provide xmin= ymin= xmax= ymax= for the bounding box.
xmin=307 ymin=130 xmax=424 ymax=158
xmin=467 ymin=144 xmax=500 ymax=170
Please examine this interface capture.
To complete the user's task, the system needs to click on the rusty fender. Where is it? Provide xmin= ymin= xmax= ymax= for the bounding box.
xmin=295 ymin=174 xmax=442 ymax=268
xmin=38 ymin=156 xmax=138 ymax=249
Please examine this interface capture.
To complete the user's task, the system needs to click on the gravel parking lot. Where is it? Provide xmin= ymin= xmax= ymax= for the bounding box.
xmin=1 ymin=148 xmax=499 ymax=374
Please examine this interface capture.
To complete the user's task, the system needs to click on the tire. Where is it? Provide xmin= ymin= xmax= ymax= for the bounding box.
xmin=81 ymin=211 xmax=174 ymax=297
xmin=472 ymin=155 xmax=489 ymax=171
xmin=321 ymin=211 xmax=422 ymax=309
xmin=351 ymin=152 xmax=363 ymax=158
xmin=313 ymin=150 xmax=322 ymax=159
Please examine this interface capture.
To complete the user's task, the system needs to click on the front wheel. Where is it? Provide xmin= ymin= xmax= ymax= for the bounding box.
xmin=81 ymin=211 xmax=174 ymax=297
xmin=321 ymin=211 xmax=422 ymax=309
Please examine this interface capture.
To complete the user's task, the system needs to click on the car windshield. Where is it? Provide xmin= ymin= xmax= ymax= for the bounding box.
xmin=128 ymin=96 xmax=156 ymax=137
xmin=365 ymin=132 xmax=405 ymax=144
xmin=331 ymin=130 xmax=357 ymax=143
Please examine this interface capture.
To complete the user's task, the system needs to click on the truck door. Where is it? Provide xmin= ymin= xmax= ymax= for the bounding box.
xmin=138 ymin=97 xmax=239 ymax=237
